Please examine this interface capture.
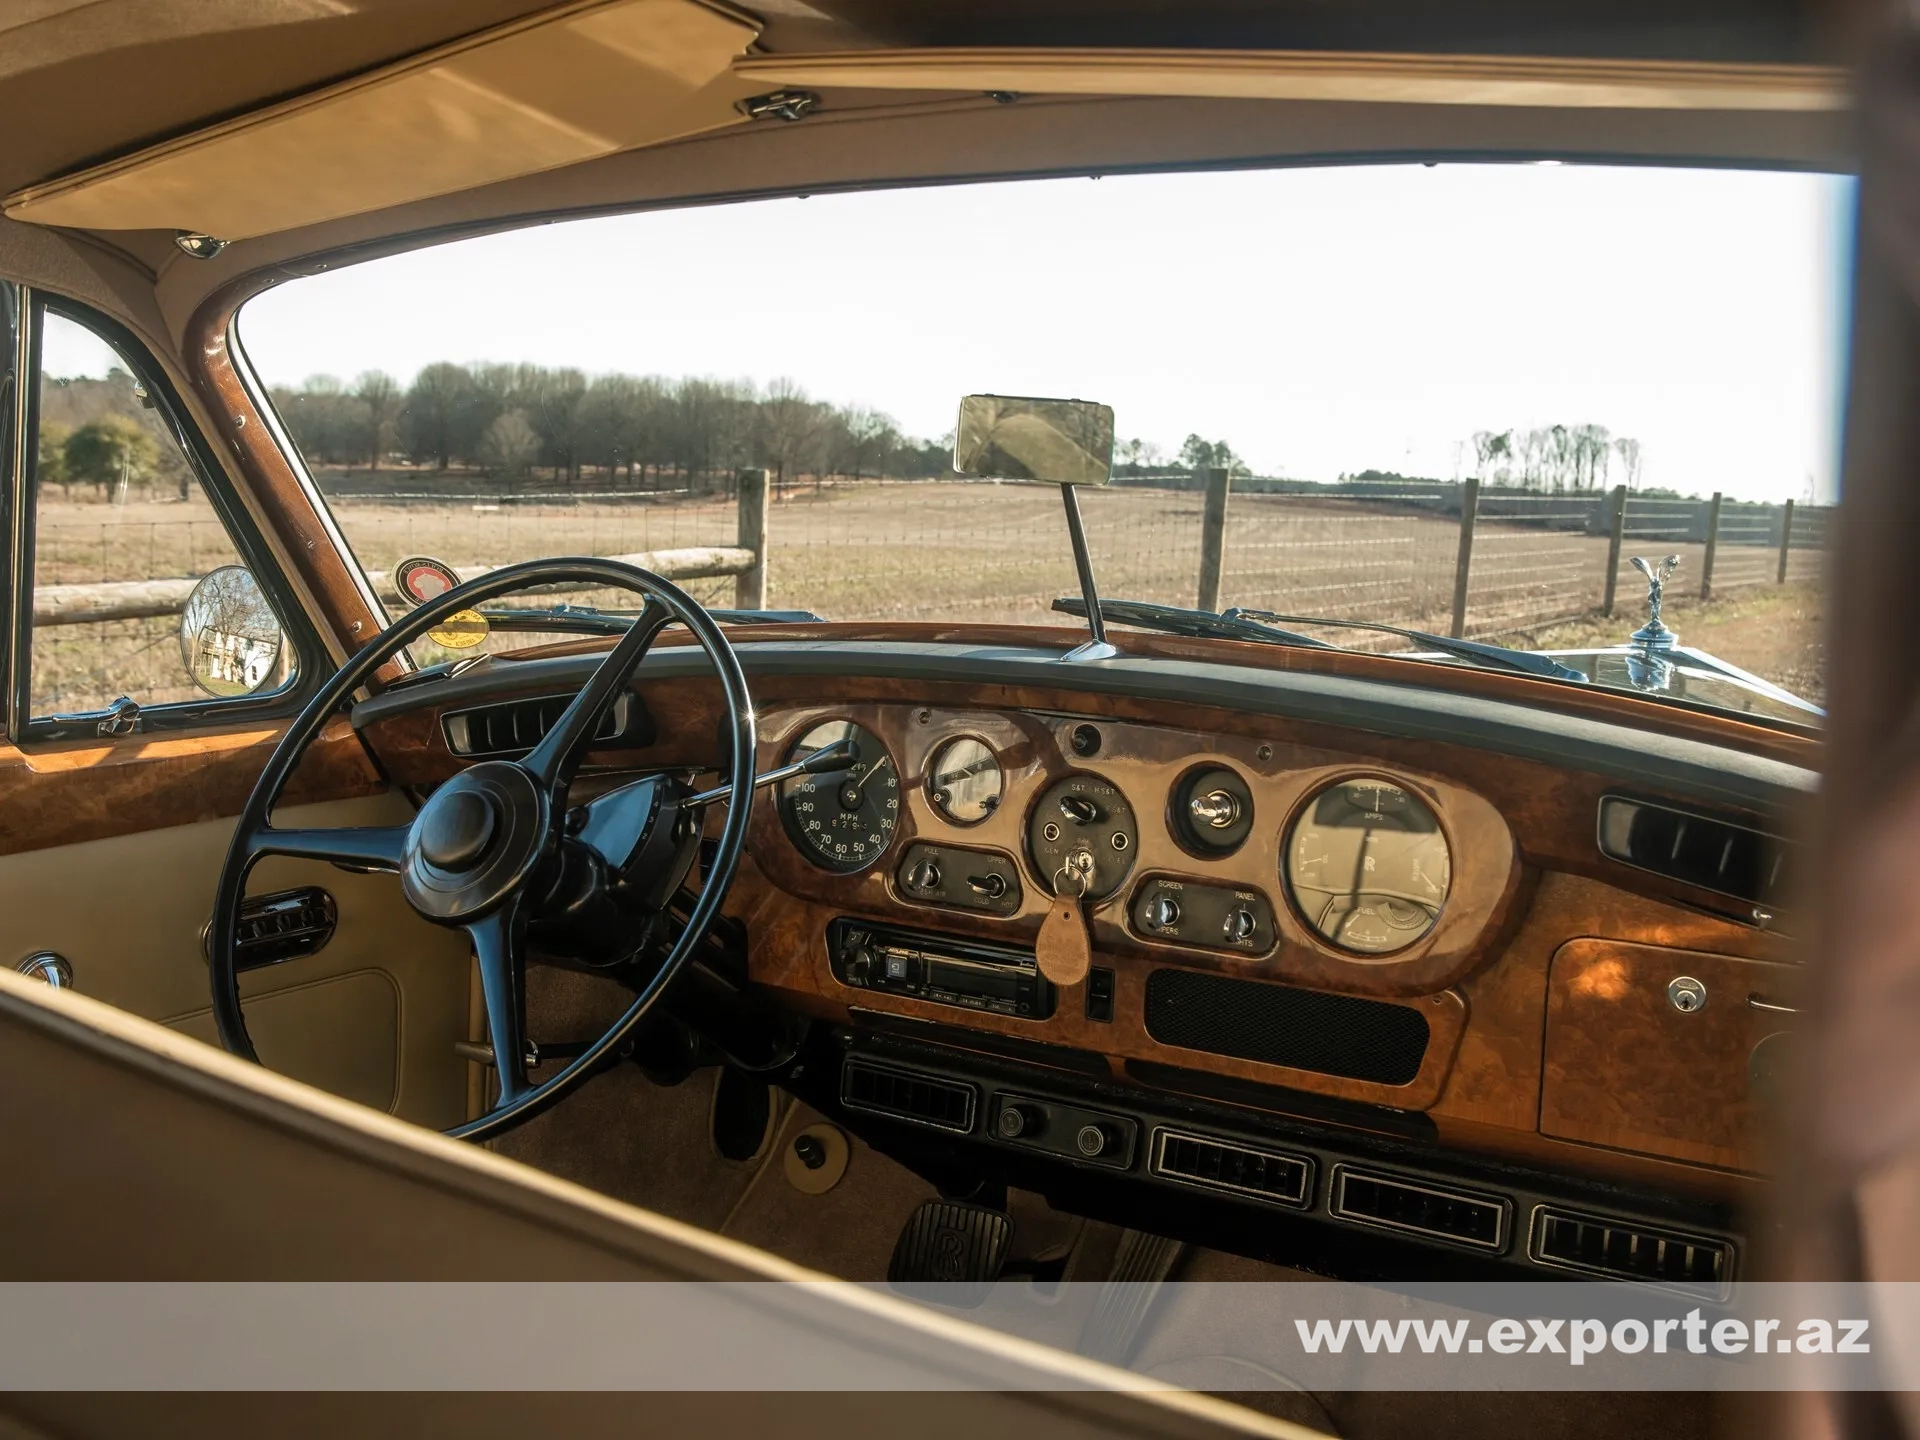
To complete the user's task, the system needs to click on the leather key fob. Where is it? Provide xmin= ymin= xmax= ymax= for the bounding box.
xmin=1036 ymin=892 xmax=1092 ymax=988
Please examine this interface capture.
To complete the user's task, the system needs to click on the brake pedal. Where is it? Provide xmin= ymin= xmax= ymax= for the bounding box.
xmin=887 ymin=1200 xmax=1013 ymax=1305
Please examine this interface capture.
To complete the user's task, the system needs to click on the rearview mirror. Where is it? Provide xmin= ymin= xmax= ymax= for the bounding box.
xmin=179 ymin=566 xmax=284 ymax=697
xmin=953 ymin=395 xmax=1114 ymax=487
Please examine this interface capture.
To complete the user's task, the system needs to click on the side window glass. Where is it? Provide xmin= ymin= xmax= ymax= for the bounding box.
xmin=28 ymin=309 xmax=297 ymax=721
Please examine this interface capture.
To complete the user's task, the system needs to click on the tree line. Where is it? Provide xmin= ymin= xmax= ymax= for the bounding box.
xmin=1467 ymin=424 xmax=1644 ymax=492
xmin=269 ymin=365 xmax=953 ymax=490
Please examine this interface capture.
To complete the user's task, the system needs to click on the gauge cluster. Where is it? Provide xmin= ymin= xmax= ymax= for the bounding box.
xmin=763 ymin=707 xmax=1497 ymax=984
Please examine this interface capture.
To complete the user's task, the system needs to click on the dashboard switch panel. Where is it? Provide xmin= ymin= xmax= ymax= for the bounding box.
xmin=1130 ymin=876 xmax=1275 ymax=955
xmin=987 ymin=1092 xmax=1137 ymax=1169
xmin=895 ymin=842 xmax=1022 ymax=916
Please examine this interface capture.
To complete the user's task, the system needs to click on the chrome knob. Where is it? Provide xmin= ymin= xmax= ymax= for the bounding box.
xmin=1145 ymin=895 xmax=1181 ymax=930
xmin=1222 ymin=906 xmax=1258 ymax=944
xmin=1190 ymin=788 xmax=1241 ymax=829
xmin=1075 ymin=1124 xmax=1108 ymax=1157
xmin=1058 ymin=795 xmax=1101 ymax=825
xmin=966 ymin=872 xmax=1007 ymax=899
xmin=908 ymin=857 xmax=942 ymax=891
xmin=16 ymin=952 xmax=73 ymax=988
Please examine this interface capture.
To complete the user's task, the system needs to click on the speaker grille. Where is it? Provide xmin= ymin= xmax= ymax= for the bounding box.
xmin=1144 ymin=969 xmax=1430 ymax=1085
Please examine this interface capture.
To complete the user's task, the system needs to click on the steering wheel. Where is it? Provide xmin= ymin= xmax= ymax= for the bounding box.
xmin=208 ymin=559 xmax=756 ymax=1142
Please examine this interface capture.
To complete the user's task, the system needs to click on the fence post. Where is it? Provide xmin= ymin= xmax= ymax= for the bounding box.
xmin=1777 ymin=499 xmax=1795 ymax=584
xmin=1601 ymin=484 xmax=1628 ymax=618
xmin=1700 ymin=492 xmax=1723 ymax=600
xmin=735 ymin=467 xmax=769 ymax=610
xmin=1196 ymin=466 xmax=1232 ymax=612
xmin=1450 ymin=477 xmax=1480 ymax=639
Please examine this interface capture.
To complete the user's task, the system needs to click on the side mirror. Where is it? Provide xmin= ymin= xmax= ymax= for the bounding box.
xmin=179 ymin=565 xmax=284 ymax=697
xmin=953 ymin=395 xmax=1115 ymax=487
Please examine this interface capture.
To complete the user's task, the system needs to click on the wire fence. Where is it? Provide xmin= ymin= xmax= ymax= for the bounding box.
xmin=30 ymin=471 xmax=1832 ymax=715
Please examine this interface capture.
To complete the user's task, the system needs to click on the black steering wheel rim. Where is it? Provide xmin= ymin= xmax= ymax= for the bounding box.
xmin=208 ymin=558 xmax=757 ymax=1142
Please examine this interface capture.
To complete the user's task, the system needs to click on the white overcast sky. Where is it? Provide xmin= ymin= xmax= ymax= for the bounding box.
xmin=209 ymin=163 xmax=1856 ymax=503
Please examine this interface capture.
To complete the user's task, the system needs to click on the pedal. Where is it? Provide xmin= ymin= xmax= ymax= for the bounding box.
xmin=887 ymin=1200 xmax=1013 ymax=1305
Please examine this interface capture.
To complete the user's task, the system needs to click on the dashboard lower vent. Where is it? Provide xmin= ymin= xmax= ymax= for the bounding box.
xmin=1144 ymin=969 xmax=1430 ymax=1085
xmin=1530 ymin=1208 xmax=1734 ymax=1296
xmin=443 ymin=692 xmax=638 ymax=758
xmin=1330 ymin=1166 xmax=1510 ymax=1251
xmin=1151 ymin=1128 xmax=1313 ymax=1208
xmin=840 ymin=1060 xmax=976 ymax=1134
xmin=1598 ymin=796 xmax=1791 ymax=908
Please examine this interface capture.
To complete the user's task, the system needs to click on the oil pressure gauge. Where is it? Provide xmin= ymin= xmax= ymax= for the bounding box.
xmin=1284 ymin=777 xmax=1451 ymax=954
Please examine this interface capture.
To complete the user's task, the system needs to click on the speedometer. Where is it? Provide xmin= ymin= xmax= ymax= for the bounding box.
xmin=1284 ymin=777 xmax=1451 ymax=954
xmin=778 ymin=720 xmax=899 ymax=873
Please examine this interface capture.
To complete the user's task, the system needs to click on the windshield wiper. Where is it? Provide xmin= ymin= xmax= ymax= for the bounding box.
xmin=474 ymin=603 xmax=823 ymax=635
xmin=1222 ymin=607 xmax=1586 ymax=682
xmin=1053 ymin=597 xmax=1337 ymax=649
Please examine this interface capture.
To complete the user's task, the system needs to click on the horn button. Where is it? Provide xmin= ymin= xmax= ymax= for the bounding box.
xmin=403 ymin=763 xmax=548 ymax=921
xmin=418 ymin=790 xmax=495 ymax=870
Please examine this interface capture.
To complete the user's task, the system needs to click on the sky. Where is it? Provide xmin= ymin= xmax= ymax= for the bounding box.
xmin=206 ymin=163 xmax=1856 ymax=504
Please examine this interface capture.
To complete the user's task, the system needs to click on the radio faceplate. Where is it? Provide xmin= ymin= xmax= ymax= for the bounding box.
xmin=828 ymin=919 xmax=1055 ymax=1021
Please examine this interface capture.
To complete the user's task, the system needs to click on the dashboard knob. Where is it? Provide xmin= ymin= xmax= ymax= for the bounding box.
xmin=1190 ymin=788 xmax=1242 ymax=829
xmin=966 ymin=872 xmax=1007 ymax=899
xmin=1145 ymin=894 xmax=1182 ymax=930
xmin=908 ymin=857 xmax=942 ymax=891
xmin=998 ymin=1105 xmax=1040 ymax=1139
xmin=845 ymin=946 xmax=874 ymax=982
xmin=1058 ymin=795 xmax=1101 ymax=825
xmin=1075 ymin=1124 xmax=1108 ymax=1157
xmin=1222 ymin=906 xmax=1258 ymax=944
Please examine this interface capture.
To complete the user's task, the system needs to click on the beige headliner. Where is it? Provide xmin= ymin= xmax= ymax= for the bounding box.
xmin=0 ymin=0 xmax=1859 ymax=391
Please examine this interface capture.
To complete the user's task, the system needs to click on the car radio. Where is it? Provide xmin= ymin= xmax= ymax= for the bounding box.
xmin=827 ymin=919 xmax=1055 ymax=1020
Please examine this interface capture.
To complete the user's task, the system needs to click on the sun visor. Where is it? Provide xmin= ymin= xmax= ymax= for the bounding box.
xmin=4 ymin=0 xmax=760 ymax=240
xmin=733 ymin=48 xmax=1846 ymax=113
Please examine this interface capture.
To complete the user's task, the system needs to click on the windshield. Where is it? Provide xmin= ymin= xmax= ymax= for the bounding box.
xmin=238 ymin=163 xmax=1849 ymax=723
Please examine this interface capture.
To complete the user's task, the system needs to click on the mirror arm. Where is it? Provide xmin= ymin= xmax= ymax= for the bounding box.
xmin=1058 ymin=484 xmax=1117 ymax=663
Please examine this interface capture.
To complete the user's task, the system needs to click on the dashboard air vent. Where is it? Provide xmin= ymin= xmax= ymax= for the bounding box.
xmin=841 ymin=1060 xmax=976 ymax=1134
xmin=1330 ymin=1167 xmax=1509 ymax=1251
xmin=1530 ymin=1208 xmax=1734 ymax=1296
xmin=443 ymin=692 xmax=636 ymax=758
xmin=1151 ymin=1128 xmax=1313 ymax=1208
xmin=1598 ymin=797 xmax=1791 ymax=908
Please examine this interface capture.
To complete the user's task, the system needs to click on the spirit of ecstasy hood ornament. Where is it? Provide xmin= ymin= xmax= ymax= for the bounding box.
xmin=1629 ymin=554 xmax=1681 ymax=650
xmin=1626 ymin=554 xmax=1682 ymax=692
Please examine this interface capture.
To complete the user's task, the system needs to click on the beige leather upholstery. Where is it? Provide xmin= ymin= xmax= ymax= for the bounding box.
xmin=0 ymin=967 xmax=1324 ymax=1438
xmin=0 ymin=793 xmax=471 ymax=1126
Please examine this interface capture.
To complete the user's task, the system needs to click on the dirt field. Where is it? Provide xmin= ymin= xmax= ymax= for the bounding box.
xmin=27 ymin=481 xmax=1828 ymax=715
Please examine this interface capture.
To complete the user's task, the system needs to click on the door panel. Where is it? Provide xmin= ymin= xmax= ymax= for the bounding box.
xmin=0 ymin=792 xmax=471 ymax=1128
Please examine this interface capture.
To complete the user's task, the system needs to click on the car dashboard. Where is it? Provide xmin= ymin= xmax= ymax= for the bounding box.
xmin=351 ymin=625 xmax=1815 ymax=1294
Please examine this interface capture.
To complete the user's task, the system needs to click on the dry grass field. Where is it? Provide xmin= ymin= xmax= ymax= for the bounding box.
xmin=28 ymin=480 xmax=1826 ymax=716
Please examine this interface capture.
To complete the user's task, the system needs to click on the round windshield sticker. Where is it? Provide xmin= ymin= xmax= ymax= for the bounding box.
xmin=428 ymin=610 xmax=490 ymax=650
xmin=393 ymin=555 xmax=463 ymax=605
xmin=392 ymin=555 xmax=488 ymax=650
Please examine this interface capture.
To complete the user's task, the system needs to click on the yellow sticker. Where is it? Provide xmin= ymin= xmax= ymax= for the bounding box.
xmin=427 ymin=609 xmax=490 ymax=649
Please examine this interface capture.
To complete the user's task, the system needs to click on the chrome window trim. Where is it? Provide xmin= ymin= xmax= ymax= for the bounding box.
xmin=10 ymin=291 xmax=327 ymax=741
xmin=6 ymin=283 xmax=34 ymax=742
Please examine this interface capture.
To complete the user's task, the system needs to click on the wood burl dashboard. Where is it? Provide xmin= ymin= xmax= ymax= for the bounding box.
xmin=354 ymin=633 xmax=1814 ymax=1203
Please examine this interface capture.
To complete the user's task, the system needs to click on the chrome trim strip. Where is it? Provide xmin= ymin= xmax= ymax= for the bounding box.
xmin=1148 ymin=1126 xmax=1314 ymax=1209
xmin=5 ymin=285 xmax=33 ymax=742
xmin=1526 ymin=1203 xmax=1736 ymax=1301
xmin=1327 ymin=1164 xmax=1511 ymax=1252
